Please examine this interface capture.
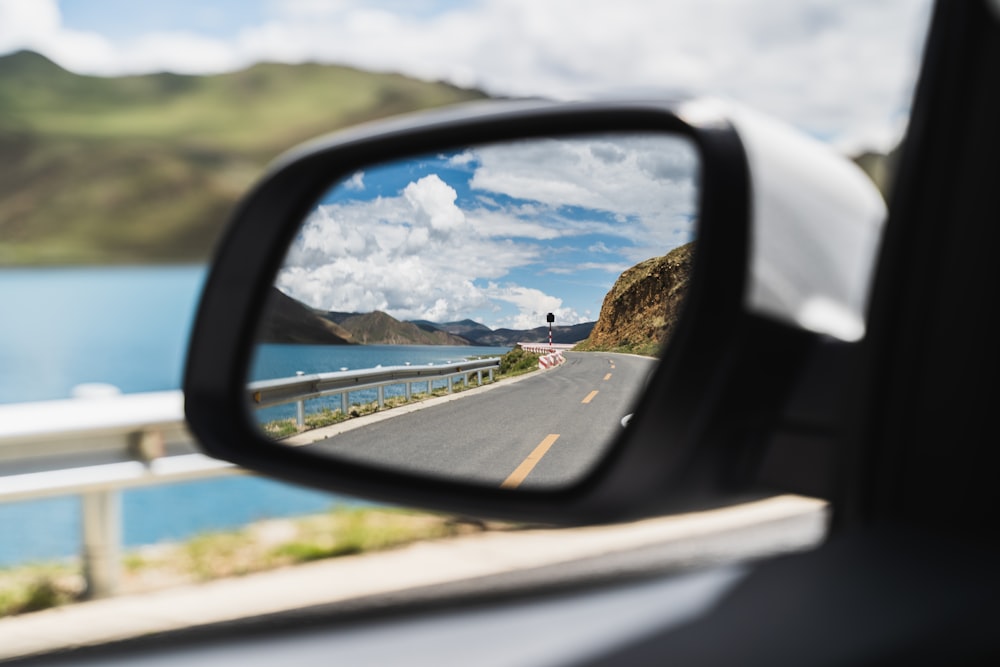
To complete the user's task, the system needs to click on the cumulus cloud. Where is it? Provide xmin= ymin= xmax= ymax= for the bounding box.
xmin=273 ymin=134 xmax=696 ymax=327
xmin=0 ymin=0 xmax=932 ymax=150
xmin=403 ymin=175 xmax=465 ymax=233
xmin=484 ymin=284 xmax=585 ymax=330
xmin=276 ymin=176 xmax=537 ymax=322
xmin=343 ymin=171 xmax=365 ymax=191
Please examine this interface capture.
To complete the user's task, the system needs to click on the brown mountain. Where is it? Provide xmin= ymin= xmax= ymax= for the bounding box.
xmin=257 ymin=288 xmax=355 ymax=344
xmin=324 ymin=311 xmax=471 ymax=346
xmin=576 ymin=242 xmax=694 ymax=356
xmin=468 ymin=323 xmax=595 ymax=346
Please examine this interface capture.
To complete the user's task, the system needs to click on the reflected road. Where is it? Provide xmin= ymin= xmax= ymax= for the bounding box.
xmin=298 ymin=352 xmax=656 ymax=489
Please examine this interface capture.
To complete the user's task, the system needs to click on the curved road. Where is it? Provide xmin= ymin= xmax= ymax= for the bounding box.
xmin=299 ymin=352 xmax=657 ymax=490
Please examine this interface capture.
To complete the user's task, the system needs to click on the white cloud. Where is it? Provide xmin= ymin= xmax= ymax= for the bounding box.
xmin=0 ymin=0 xmax=60 ymax=46
xmin=469 ymin=134 xmax=698 ymax=239
xmin=344 ymin=171 xmax=365 ymax=191
xmin=0 ymin=0 xmax=117 ymax=70
xmin=275 ymin=178 xmax=539 ymax=323
xmin=274 ymin=133 xmax=698 ymax=327
xmin=0 ymin=0 xmax=932 ymax=150
xmin=543 ymin=262 xmax=628 ymax=275
xmin=402 ymin=175 xmax=465 ymax=233
xmin=467 ymin=209 xmax=563 ymax=241
xmin=484 ymin=284 xmax=586 ymax=329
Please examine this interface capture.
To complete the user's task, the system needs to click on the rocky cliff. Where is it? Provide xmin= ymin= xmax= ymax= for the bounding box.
xmin=576 ymin=242 xmax=694 ymax=355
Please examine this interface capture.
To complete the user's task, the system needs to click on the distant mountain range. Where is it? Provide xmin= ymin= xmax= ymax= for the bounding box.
xmin=258 ymin=287 xmax=595 ymax=347
xmin=321 ymin=310 xmax=470 ymax=346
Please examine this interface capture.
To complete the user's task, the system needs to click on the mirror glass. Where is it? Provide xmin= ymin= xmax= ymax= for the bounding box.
xmin=247 ymin=132 xmax=699 ymax=490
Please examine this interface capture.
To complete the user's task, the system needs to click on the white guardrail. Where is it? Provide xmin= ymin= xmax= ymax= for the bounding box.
xmin=249 ymin=358 xmax=501 ymax=426
xmin=0 ymin=390 xmax=234 ymax=599
xmin=0 ymin=358 xmax=504 ymax=599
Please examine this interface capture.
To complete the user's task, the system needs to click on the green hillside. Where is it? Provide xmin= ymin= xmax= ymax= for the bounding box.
xmin=0 ymin=50 xmax=487 ymax=265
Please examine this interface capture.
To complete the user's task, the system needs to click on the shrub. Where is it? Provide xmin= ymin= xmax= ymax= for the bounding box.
xmin=499 ymin=347 xmax=541 ymax=376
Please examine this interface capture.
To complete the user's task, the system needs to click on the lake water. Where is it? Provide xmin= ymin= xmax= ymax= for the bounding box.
xmin=250 ymin=343 xmax=510 ymax=423
xmin=0 ymin=266 xmax=508 ymax=566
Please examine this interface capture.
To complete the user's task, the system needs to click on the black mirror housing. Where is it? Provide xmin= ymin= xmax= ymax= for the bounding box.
xmin=184 ymin=100 xmax=862 ymax=525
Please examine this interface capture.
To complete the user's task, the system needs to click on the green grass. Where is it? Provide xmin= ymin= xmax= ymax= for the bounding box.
xmin=0 ymin=506 xmax=499 ymax=618
xmin=268 ymin=506 xmax=467 ymax=563
xmin=0 ymin=563 xmax=82 ymax=617
xmin=498 ymin=347 xmax=543 ymax=375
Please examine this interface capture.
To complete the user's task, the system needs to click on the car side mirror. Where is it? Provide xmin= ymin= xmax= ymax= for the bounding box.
xmin=184 ymin=100 xmax=884 ymax=525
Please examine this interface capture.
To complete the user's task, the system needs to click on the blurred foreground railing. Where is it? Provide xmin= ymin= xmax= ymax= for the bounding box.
xmin=0 ymin=390 xmax=241 ymax=599
xmin=0 ymin=359 xmax=503 ymax=599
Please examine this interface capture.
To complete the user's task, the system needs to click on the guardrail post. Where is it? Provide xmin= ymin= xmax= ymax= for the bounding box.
xmin=489 ymin=368 xmax=495 ymax=382
xmin=477 ymin=370 xmax=483 ymax=385
xmin=81 ymin=489 xmax=121 ymax=599
xmin=447 ymin=376 xmax=453 ymax=393
xmin=406 ymin=382 xmax=412 ymax=401
xmin=295 ymin=371 xmax=305 ymax=427
xmin=377 ymin=385 xmax=384 ymax=409
xmin=341 ymin=391 xmax=348 ymax=416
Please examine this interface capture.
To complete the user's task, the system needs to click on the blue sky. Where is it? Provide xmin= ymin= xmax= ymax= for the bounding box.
xmin=275 ymin=134 xmax=698 ymax=328
xmin=59 ymin=1 xmax=269 ymax=40
xmin=58 ymin=1 xmax=472 ymax=37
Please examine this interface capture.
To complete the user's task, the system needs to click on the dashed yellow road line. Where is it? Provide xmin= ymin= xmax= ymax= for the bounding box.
xmin=582 ymin=390 xmax=599 ymax=404
xmin=603 ymin=373 xmax=612 ymax=381
xmin=501 ymin=434 xmax=560 ymax=489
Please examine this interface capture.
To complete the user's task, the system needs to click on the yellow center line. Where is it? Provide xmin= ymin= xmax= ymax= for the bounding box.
xmin=603 ymin=373 xmax=612 ymax=381
xmin=501 ymin=434 xmax=560 ymax=489
xmin=582 ymin=390 xmax=599 ymax=404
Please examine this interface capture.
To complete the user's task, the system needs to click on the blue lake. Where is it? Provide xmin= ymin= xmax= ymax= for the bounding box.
xmin=250 ymin=343 xmax=510 ymax=423
xmin=0 ymin=266 xmax=507 ymax=566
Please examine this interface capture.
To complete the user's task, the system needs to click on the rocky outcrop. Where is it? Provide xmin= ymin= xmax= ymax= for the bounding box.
xmin=576 ymin=242 xmax=694 ymax=355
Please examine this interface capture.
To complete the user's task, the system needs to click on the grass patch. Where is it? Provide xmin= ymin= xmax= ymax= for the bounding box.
xmin=268 ymin=506 xmax=469 ymax=564
xmin=498 ymin=347 xmax=542 ymax=375
xmin=0 ymin=506 xmax=502 ymax=618
xmin=0 ymin=563 xmax=82 ymax=617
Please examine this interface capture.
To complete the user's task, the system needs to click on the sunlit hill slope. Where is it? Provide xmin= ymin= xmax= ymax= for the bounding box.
xmin=0 ymin=50 xmax=486 ymax=265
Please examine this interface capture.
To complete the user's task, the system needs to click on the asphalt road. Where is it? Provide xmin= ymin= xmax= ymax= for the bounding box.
xmin=301 ymin=352 xmax=657 ymax=490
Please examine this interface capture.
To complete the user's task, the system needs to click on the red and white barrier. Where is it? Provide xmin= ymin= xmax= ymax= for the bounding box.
xmin=538 ymin=351 xmax=565 ymax=370
xmin=517 ymin=342 xmax=575 ymax=354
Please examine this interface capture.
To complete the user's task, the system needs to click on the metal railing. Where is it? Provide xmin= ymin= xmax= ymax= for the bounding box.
xmin=248 ymin=358 xmax=501 ymax=426
xmin=0 ymin=359 xmax=501 ymax=598
xmin=0 ymin=390 xmax=241 ymax=598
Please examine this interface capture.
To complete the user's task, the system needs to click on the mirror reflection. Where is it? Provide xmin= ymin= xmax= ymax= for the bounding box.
xmin=248 ymin=132 xmax=699 ymax=491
